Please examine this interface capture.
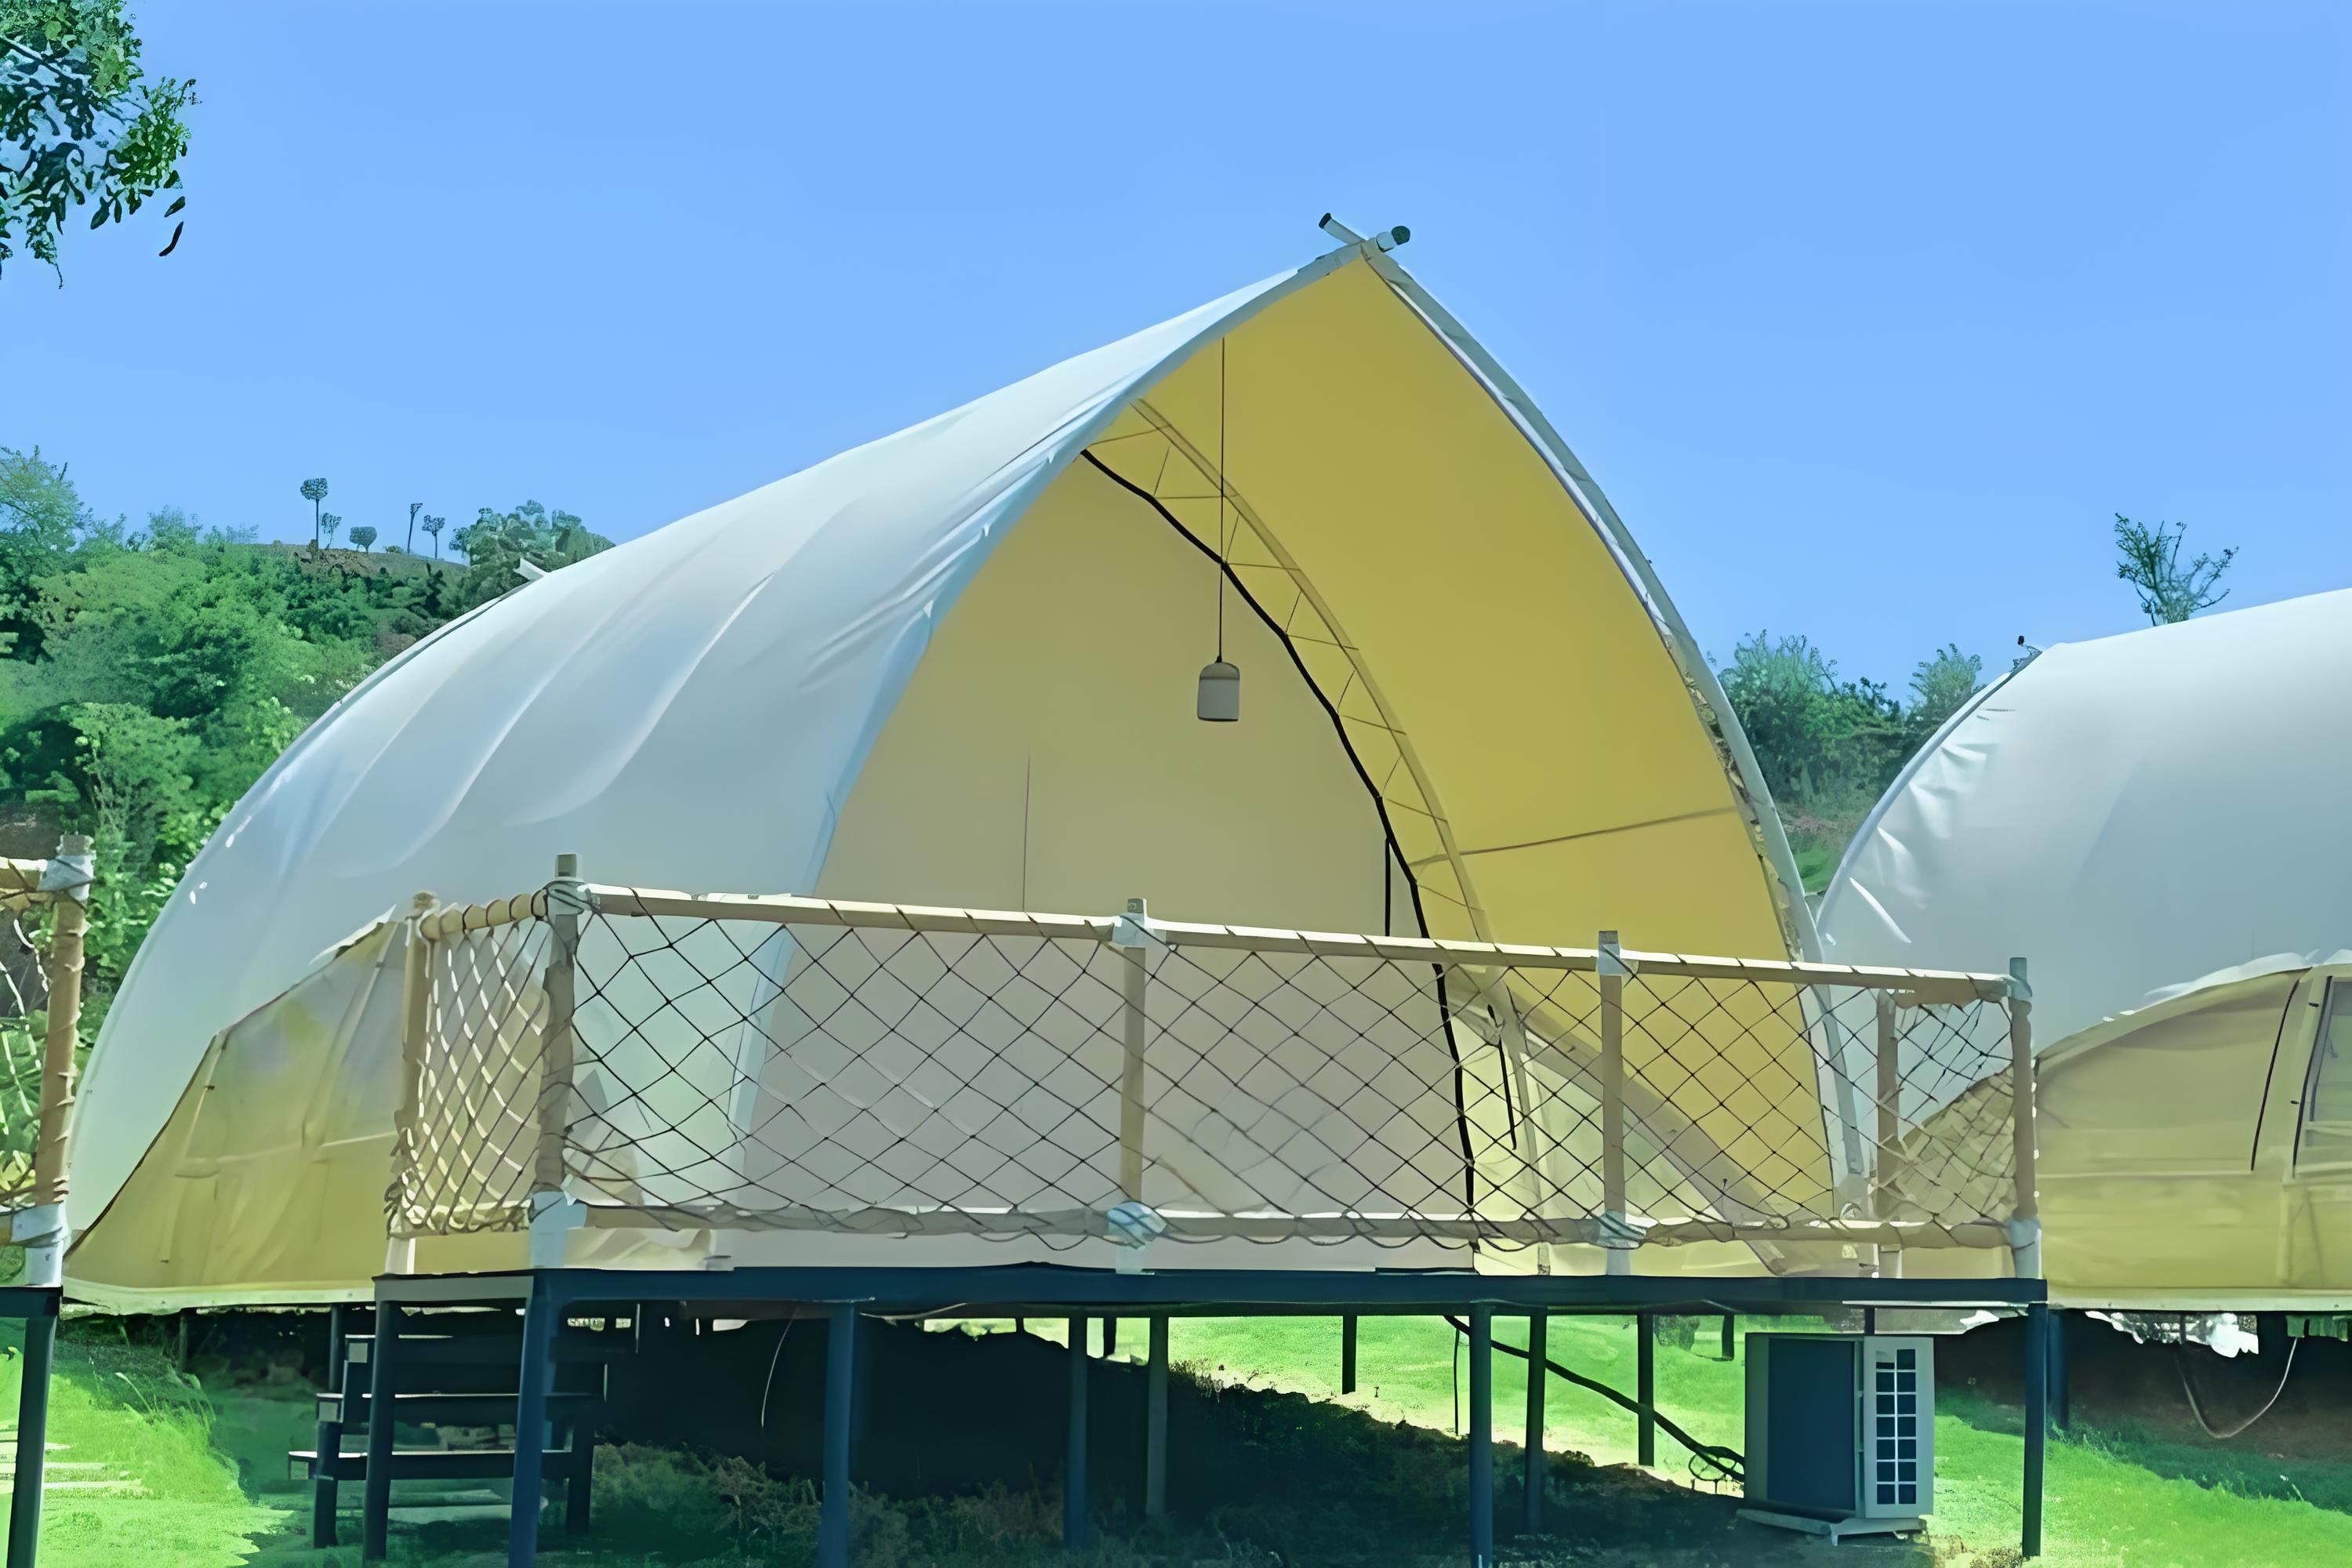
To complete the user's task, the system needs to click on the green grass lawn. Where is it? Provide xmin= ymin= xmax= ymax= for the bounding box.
xmin=1136 ymin=1313 xmax=2352 ymax=1568
xmin=4 ymin=1312 xmax=2350 ymax=1566
xmin=0 ymin=1318 xmax=283 ymax=1568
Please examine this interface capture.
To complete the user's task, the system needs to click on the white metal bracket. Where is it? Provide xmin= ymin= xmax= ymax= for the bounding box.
xmin=1109 ymin=897 xmax=1152 ymax=950
xmin=38 ymin=852 xmax=93 ymax=902
xmin=529 ymin=1191 xmax=587 ymax=1268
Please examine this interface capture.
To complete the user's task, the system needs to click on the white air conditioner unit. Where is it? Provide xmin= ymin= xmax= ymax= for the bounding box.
xmin=1739 ymin=1333 xmax=1933 ymax=1543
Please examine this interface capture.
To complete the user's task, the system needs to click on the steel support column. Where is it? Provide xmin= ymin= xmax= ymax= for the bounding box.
xmin=1468 ymin=1306 xmax=1493 ymax=1566
xmin=1635 ymin=1314 xmax=1656 ymax=1467
xmin=5 ymin=1302 xmax=58 ymax=1568
xmin=507 ymin=1282 xmax=557 ymax=1567
xmin=1145 ymin=1315 xmax=1169 ymax=1519
xmin=361 ymin=1299 xmax=401 ymax=1561
xmin=1065 ymin=1316 xmax=1091 ymax=1549
xmin=1522 ymin=1309 xmax=1546 ymax=1535
xmin=2024 ymin=1301 xmax=2049 ymax=1558
xmin=818 ymin=1303 xmax=856 ymax=1568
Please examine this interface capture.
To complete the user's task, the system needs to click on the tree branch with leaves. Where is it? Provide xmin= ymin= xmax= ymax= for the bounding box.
xmin=2114 ymin=514 xmax=2235 ymax=625
xmin=2 ymin=1 xmax=193 ymax=281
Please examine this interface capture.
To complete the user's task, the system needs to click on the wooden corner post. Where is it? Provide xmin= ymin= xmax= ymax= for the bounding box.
xmin=1599 ymin=931 xmax=1632 ymax=1276
xmin=532 ymin=854 xmax=583 ymax=1265
xmin=1875 ymin=990 xmax=1903 ymax=1279
xmin=2007 ymin=956 xmax=2039 ymax=1278
xmin=27 ymin=834 xmax=92 ymax=1229
xmin=387 ymin=890 xmax=437 ymax=1274
xmin=1113 ymin=897 xmax=1150 ymax=1205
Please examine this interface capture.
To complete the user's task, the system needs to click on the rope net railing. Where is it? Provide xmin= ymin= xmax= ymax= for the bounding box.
xmin=0 ymin=892 xmax=57 ymax=1206
xmin=389 ymin=877 xmax=2033 ymax=1265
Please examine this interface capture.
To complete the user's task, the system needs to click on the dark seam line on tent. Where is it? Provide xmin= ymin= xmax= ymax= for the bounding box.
xmin=1433 ymin=805 xmax=1739 ymax=863
xmin=2249 ymin=979 xmax=2303 ymax=1171
xmin=1078 ymin=447 xmax=1489 ymax=1227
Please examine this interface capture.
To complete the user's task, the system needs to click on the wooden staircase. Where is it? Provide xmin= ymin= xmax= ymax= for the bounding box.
xmin=293 ymin=1316 xmax=619 ymax=1548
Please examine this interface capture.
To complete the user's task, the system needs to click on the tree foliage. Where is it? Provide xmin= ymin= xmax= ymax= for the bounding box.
xmin=1718 ymin=631 xmax=1984 ymax=818
xmin=449 ymin=499 xmax=612 ymax=611
xmin=2114 ymin=514 xmax=2235 ymax=625
xmin=347 ymin=524 xmax=376 ymax=552
xmin=1 ymin=1 xmax=193 ymax=281
xmin=0 ymin=446 xmax=590 ymax=1033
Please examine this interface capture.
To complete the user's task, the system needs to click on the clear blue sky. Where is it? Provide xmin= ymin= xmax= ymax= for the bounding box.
xmin=7 ymin=1 xmax=2347 ymax=686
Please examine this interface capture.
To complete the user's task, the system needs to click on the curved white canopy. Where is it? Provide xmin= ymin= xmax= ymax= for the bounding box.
xmin=1820 ymin=589 xmax=2352 ymax=1049
xmin=69 ymin=236 xmax=1817 ymax=1302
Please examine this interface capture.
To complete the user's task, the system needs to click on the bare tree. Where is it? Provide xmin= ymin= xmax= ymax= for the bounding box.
xmin=2114 ymin=514 xmax=2235 ymax=625
xmin=407 ymin=500 xmax=423 ymax=552
xmin=319 ymin=510 xmax=341 ymax=548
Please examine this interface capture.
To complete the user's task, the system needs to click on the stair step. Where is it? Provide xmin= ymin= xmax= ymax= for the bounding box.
xmin=316 ymin=1390 xmax=594 ymax=1423
xmin=292 ymin=1446 xmax=584 ymax=1483
xmin=343 ymin=1335 xmax=625 ymax=1367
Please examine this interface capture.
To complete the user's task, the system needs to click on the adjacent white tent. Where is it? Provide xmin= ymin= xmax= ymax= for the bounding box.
xmin=1821 ymin=590 xmax=2352 ymax=1306
xmin=70 ymin=233 xmax=1823 ymax=1307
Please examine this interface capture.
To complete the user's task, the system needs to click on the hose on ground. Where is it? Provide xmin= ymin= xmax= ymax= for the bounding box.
xmin=2175 ymin=1336 xmax=2299 ymax=1441
xmin=1443 ymin=1316 xmax=1744 ymax=1487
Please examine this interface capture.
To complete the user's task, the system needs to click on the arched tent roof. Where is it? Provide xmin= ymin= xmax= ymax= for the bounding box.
xmin=1820 ymin=589 xmax=2352 ymax=1051
xmin=67 ymin=234 xmax=1816 ymax=1304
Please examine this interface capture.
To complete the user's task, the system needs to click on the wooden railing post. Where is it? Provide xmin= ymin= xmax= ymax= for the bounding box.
xmin=1116 ymin=898 xmax=1149 ymax=1203
xmin=532 ymin=854 xmax=584 ymax=1266
xmin=1599 ymin=930 xmax=1632 ymax=1276
xmin=386 ymin=891 xmax=437 ymax=1274
xmin=20 ymin=833 xmax=91 ymax=1289
xmin=28 ymin=837 xmax=89 ymax=1209
xmin=1875 ymin=990 xmax=1903 ymax=1279
xmin=2008 ymin=956 xmax=2039 ymax=1278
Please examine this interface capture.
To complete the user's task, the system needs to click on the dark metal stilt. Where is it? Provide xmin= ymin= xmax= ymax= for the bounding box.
xmin=1102 ymin=1316 xmax=1116 ymax=1357
xmin=326 ymin=1302 xmax=347 ymax=1388
xmin=1145 ymin=1315 xmax=1169 ymax=1519
xmin=5 ymin=1303 xmax=58 ymax=1568
xmin=2049 ymin=1308 xmax=2071 ymax=1431
xmin=1523 ymin=1309 xmax=1547 ymax=1535
xmin=1341 ymin=1313 xmax=1359 ymax=1395
xmin=2024 ymin=1301 xmax=2049 ymax=1559
xmin=1721 ymin=1313 xmax=1736 ymax=1361
xmin=1468 ymin=1306 xmax=1494 ymax=1566
xmin=818 ymin=1303 xmax=855 ymax=1568
xmin=1065 ymin=1316 xmax=1091 ymax=1549
xmin=1635 ymin=1313 xmax=1656 ymax=1467
xmin=361 ymin=1300 xmax=401 ymax=1561
xmin=507 ymin=1284 xmax=557 ymax=1568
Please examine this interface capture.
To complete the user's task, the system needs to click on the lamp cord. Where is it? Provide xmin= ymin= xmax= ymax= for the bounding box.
xmin=1216 ymin=337 xmax=1228 ymax=661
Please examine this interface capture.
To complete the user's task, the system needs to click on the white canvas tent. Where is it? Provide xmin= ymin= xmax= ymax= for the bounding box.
xmin=70 ymin=230 xmax=1835 ymax=1308
xmin=1820 ymin=590 xmax=2352 ymax=1306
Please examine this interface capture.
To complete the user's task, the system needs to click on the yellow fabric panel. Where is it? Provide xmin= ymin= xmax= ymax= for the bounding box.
xmin=2041 ymin=975 xmax=2294 ymax=1174
xmin=1895 ymin=970 xmax=2352 ymax=1306
xmin=1078 ymin=260 xmax=1816 ymax=1258
xmin=67 ymin=924 xmax=531 ymax=1305
xmin=1462 ymin=809 xmax=1784 ymax=960
xmin=816 ymin=456 xmax=1395 ymax=935
xmin=1135 ymin=260 xmax=1781 ymax=954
